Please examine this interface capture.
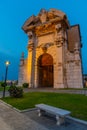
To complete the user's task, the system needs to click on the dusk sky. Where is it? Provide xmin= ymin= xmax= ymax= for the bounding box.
xmin=0 ymin=0 xmax=87 ymax=80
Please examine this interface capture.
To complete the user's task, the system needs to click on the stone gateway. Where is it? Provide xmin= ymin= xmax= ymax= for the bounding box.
xmin=18 ymin=8 xmax=83 ymax=88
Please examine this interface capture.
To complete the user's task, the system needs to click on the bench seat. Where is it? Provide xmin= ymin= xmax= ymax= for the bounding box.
xmin=35 ymin=104 xmax=71 ymax=125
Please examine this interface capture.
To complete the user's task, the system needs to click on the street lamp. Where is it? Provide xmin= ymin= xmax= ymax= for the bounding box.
xmin=3 ymin=61 xmax=10 ymax=98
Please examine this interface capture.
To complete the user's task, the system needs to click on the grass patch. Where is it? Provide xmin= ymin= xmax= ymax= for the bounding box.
xmin=2 ymin=92 xmax=87 ymax=121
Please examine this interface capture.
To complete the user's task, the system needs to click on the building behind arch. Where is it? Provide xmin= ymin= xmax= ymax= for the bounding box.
xmin=18 ymin=8 xmax=83 ymax=88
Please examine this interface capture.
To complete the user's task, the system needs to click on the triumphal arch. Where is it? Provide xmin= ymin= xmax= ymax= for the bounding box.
xmin=18 ymin=8 xmax=83 ymax=88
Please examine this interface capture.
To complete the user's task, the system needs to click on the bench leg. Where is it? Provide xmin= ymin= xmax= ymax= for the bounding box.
xmin=56 ymin=116 xmax=60 ymax=125
xmin=37 ymin=109 xmax=41 ymax=117
xmin=56 ymin=116 xmax=65 ymax=125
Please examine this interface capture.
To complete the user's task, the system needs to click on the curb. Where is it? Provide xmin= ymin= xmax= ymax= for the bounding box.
xmin=0 ymin=100 xmax=21 ymax=113
xmin=0 ymin=99 xmax=37 ymax=113
xmin=0 ymin=99 xmax=87 ymax=126
xmin=67 ymin=116 xmax=87 ymax=126
xmin=20 ymin=108 xmax=37 ymax=113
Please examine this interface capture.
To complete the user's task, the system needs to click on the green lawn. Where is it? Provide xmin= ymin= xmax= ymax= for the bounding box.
xmin=2 ymin=92 xmax=87 ymax=121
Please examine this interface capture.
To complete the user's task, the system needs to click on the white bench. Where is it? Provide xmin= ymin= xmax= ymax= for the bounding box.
xmin=35 ymin=104 xmax=71 ymax=125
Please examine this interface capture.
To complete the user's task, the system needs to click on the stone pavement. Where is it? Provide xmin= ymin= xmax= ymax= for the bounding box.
xmin=25 ymin=88 xmax=87 ymax=95
xmin=23 ymin=109 xmax=87 ymax=130
xmin=0 ymin=117 xmax=12 ymax=130
xmin=0 ymin=88 xmax=87 ymax=98
xmin=0 ymin=100 xmax=48 ymax=130
xmin=0 ymin=100 xmax=87 ymax=130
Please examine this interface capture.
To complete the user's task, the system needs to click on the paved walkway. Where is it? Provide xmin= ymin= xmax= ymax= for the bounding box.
xmin=0 ymin=100 xmax=87 ymax=130
xmin=0 ymin=117 xmax=12 ymax=130
xmin=0 ymin=88 xmax=87 ymax=98
xmin=0 ymin=100 xmax=48 ymax=130
xmin=23 ymin=109 xmax=87 ymax=130
xmin=0 ymin=91 xmax=9 ymax=98
xmin=26 ymin=88 xmax=87 ymax=95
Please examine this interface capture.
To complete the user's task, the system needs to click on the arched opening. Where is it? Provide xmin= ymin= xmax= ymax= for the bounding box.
xmin=37 ymin=53 xmax=53 ymax=87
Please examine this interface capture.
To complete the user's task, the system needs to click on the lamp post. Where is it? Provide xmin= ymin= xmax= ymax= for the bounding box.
xmin=3 ymin=61 xmax=10 ymax=98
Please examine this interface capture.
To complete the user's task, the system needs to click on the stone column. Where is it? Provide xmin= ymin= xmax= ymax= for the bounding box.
xmin=73 ymin=43 xmax=83 ymax=88
xmin=18 ymin=52 xmax=25 ymax=86
xmin=54 ymin=24 xmax=65 ymax=88
xmin=63 ymin=31 xmax=68 ymax=88
xmin=27 ymin=31 xmax=36 ymax=88
xmin=54 ymin=45 xmax=64 ymax=88
xmin=31 ymin=46 xmax=36 ymax=88
xmin=34 ymin=54 xmax=38 ymax=88
xmin=27 ymin=45 xmax=33 ymax=88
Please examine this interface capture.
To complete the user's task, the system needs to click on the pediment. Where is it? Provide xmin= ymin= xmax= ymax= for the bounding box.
xmin=22 ymin=8 xmax=70 ymax=33
xmin=22 ymin=15 xmax=41 ymax=31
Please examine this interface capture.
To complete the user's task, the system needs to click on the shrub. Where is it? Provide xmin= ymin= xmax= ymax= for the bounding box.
xmin=22 ymin=83 xmax=29 ymax=88
xmin=8 ymin=86 xmax=23 ymax=98
xmin=0 ymin=82 xmax=7 ymax=87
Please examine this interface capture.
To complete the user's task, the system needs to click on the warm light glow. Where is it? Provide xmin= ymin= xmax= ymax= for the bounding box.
xmin=5 ymin=61 xmax=10 ymax=66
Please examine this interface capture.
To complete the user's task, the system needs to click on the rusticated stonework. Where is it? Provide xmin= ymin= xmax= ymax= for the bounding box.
xmin=18 ymin=8 xmax=83 ymax=88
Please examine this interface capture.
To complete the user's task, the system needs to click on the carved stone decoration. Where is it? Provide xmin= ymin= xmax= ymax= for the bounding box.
xmin=27 ymin=44 xmax=34 ymax=51
xmin=55 ymin=41 xmax=63 ymax=47
xmin=27 ymin=31 xmax=34 ymax=44
xmin=66 ymin=50 xmax=74 ymax=62
xmin=28 ymin=40 xmax=34 ymax=45
xmin=47 ymin=11 xmax=55 ymax=20
xmin=50 ymin=8 xmax=66 ymax=19
xmin=27 ymin=31 xmax=33 ymax=39
xmin=74 ymin=42 xmax=80 ymax=51
xmin=39 ymin=9 xmax=47 ymax=23
xmin=54 ymin=24 xmax=65 ymax=47
xmin=55 ymin=35 xmax=64 ymax=47
xmin=35 ymin=23 xmax=55 ymax=36
xmin=37 ymin=42 xmax=54 ymax=49
xmin=55 ymin=24 xmax=62 ymax=32
xmin=42 ymin=47 xmax=47 ymax=53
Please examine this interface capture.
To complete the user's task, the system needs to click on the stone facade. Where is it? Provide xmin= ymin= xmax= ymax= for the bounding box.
xmin=18 ymin=8 xmax=83 ymax=88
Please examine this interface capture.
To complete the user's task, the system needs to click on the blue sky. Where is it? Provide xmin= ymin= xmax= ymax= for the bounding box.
xmin=0 ymin=0 xmax=87 ymax=80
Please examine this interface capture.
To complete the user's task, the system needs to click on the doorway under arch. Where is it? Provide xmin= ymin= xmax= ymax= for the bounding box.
xmin=37 ymin=53 xmax=53 ymax=87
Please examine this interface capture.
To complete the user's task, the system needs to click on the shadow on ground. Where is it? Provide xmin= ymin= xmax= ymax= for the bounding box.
xmin=23 ymin=109 xmax=87 ymax=130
